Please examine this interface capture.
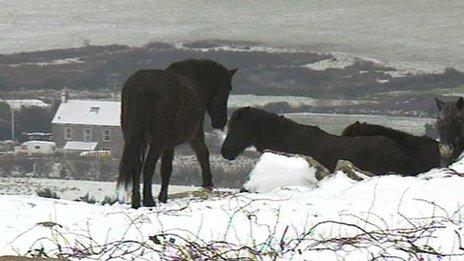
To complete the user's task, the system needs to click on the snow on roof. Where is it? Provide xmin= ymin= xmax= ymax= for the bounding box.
xmin=22 ymin=132 xmax=52 ymax=136
xmin=52 ymin=100 xmax=121 ymax=126
xmin=2 ymin=99 xmax=49 ymax=111
xmin=63 ymin=141 xmax=98 ymax=151
xmin=21 ymin=141 xmax=56 ymax=146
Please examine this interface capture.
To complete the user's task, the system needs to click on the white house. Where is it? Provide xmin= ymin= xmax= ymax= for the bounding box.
xmin=51 ymin=92 xmax=123 ymax=157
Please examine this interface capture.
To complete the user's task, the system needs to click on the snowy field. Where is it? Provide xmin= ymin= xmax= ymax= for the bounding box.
xmin=228 ymin=95 xmax=375 ymax=108
xmin=0 ymin=177 xmax=199 ymax=202
xmin=1 ymin=153 xmax=464 ymax=260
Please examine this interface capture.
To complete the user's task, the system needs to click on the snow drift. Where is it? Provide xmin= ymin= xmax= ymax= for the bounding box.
xmin=243 ymin=152 xmax=319 ymax=192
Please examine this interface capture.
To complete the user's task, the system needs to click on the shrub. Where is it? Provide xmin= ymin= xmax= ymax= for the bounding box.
xmin=100 ymin=196 xmax=118 ymax=205
xmin=76 ymin=193 xmax=97 ymax=204
xmin=36 ymin=188 xmax=60 ymax=199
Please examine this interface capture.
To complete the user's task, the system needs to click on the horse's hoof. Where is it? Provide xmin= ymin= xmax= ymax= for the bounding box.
xmin=158 ymin=195 xmax=168 ymax=203
xmin=202 ymin=186 xmax=214 ymax=192
xmin=143 ymin=199 xmax=156 ymax=207
xmin=131 ymin=201 xmax=141 ymax=209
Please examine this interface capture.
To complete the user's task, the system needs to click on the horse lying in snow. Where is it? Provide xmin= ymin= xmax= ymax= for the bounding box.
xmin=221 ymin=107 xmax=419 ymax=175
xmin=342 ymin=121 xmax=440 ymax=173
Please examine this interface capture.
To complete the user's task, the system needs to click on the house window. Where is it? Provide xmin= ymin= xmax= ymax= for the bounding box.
xmin=64 ymin=127 xmax=72 ymax=140
xmin=103 ymin=129 xmax=111 ymax=142
xmin=83 ymin=128 xmax=92 ymax=142
xmin=89 ymin=107 xmax=100 ymax=113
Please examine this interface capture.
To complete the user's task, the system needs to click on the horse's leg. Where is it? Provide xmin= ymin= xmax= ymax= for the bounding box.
xmin=189 ymin=132 xmax=214 ymax=189
xmin=118 ymin=138 xmax=144 ymax=209
xmin=158 ymin=148 xmax=175 ymax=203
xmin=131 ymin=142 xmax=145 ymax=209
xmin=142 ymin=144 xmax=162 ymax=207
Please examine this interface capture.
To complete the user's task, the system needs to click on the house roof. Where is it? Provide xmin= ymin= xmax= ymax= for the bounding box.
xmin=63 ymin=141 xmax=98 ymax=151
xmin=52 ymin=100 xmax=121 ymax=126
xmin=2 ymin=99 xmax=49 ymax=111
xmin=22 ymin=141 xmax=56 ymax=146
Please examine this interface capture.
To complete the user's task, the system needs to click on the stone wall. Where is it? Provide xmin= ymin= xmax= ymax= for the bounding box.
xmin=0 ymin=153 xmax=257 ymax=188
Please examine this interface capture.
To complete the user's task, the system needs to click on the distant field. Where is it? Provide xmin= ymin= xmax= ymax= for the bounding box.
xmin=228 ymin=94 xmax=375 ymax=108
xmin=287 ymin=113 xmax=434 ymax=135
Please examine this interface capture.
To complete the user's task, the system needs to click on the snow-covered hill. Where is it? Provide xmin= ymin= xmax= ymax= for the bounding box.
xmin=2 ymin=153 xmax=464 ymax=260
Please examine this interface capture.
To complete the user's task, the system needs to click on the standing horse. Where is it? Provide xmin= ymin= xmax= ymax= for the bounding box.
xmin=221 ymin=107 xmax=418 ymax=175
xmin=118 ymin=59 xmax=237 ymax=208
xmin=342 ymin=121 xmax=440 ymax=173
xmin=435 ymin=97 xmax=464 ymax=166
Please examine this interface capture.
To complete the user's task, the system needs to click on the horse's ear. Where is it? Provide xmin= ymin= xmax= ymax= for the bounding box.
xmin=435 ymin=98 xmax=444 ymax=111
xmin=457 ymin=97 xmax=464 ymax=110
xmin=352 ymin=121 xmax=361 ymax=129
xmin=228 ymin=68 xmax=238 ymax=77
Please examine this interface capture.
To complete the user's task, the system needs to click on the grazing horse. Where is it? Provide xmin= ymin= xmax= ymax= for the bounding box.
xmin=221 ymin=107 xmax=418 ymax=175
xmin=342 ymin=121 xmax=440 ymax=173
xmin=118 ymin=59 xmax=237 ymax=208
xmin=435 ymin=97 xmax=464 ymax=166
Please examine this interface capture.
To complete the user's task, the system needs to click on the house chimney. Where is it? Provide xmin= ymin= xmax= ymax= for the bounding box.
xmin=61 ymin=89 xmax=69 ymax=103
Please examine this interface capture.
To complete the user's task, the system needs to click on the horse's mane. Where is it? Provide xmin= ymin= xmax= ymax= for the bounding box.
xmin=358 ymin=123 xmax=435 ymax=143
xmin=245 ymin=108 xmax=327 ymax=134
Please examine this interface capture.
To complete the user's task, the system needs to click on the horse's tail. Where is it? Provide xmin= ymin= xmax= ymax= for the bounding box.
xmin=116 ymin=93 xmax=150 ymax=203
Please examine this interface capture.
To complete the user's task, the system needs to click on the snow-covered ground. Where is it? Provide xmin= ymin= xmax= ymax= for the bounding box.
xmin=302 ymin=52 xmax=364 ymax=71
xmin=7 ymin=58 xmax=84 ymax=67
xmin=2 ymin=153 xmax=464 ymax=259
xmin=0 ymin=177 xmax=199 ymax=202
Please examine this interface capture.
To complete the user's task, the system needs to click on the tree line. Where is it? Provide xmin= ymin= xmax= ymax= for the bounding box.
xmin=0 ymin=101 xmax=55 ymax=141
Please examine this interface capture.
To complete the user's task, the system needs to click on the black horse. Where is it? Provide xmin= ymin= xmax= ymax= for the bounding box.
xmin=221 ymin=107 xmax=417 ymax=175
xmin=118 ymin=59 xmax=237 ymax=208
xmin=342 ymin=121 xmax=440 ymax=173
xmin=435 ymin=97 xmax=464 ymax=166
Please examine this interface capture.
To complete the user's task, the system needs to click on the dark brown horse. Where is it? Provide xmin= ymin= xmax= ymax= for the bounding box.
xmin=342 ymin=121 xmax=440 ymax=173
xmin=118 ymin=59 xmax=237 ymax=208
xmin=435 ymin=97 xmax=464 ymax=166
xmin=221 ymin=107 xmax=418 ymax=175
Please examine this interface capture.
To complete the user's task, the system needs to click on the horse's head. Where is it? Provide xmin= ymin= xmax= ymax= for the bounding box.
xmin=194 ymin=61 xmax=237 ymax=130
xmin=341 ymin=121 xmax=362 ymax=136
xmin=435 ymin=97 xmax=464 ymax=166
xmin=207 ymin=67 xmax=237 ymax=130
xmin=221 ymin=107 xmax=258 ymax=160
xmin=168 ymin=59 xmax=237 ymax=130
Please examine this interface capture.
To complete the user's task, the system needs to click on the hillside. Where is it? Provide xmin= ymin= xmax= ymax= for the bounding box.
xmin=1 ymin=41 xmax=464 ymax=116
